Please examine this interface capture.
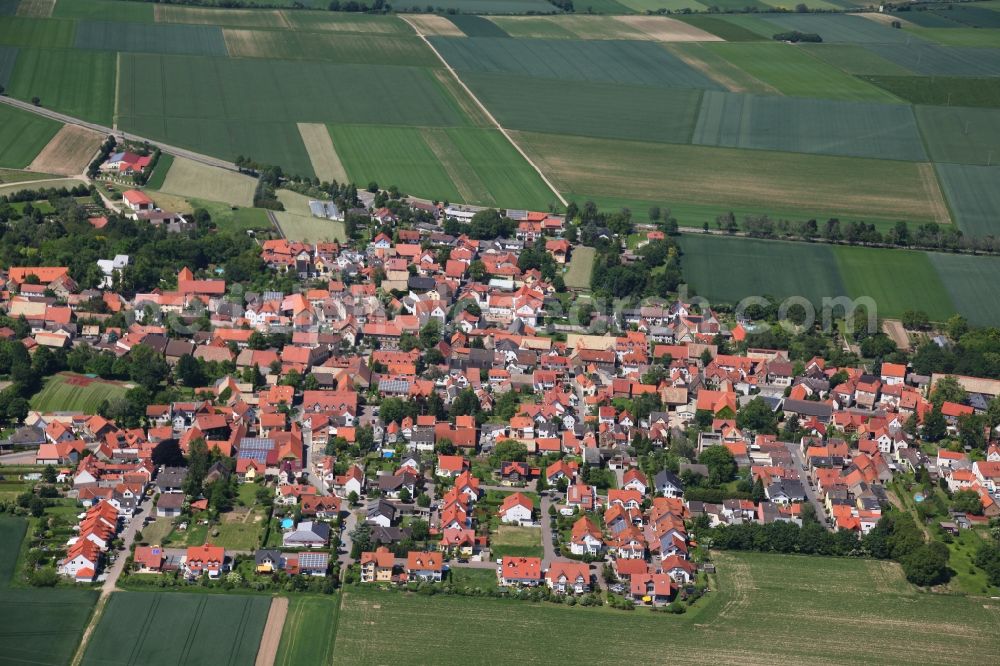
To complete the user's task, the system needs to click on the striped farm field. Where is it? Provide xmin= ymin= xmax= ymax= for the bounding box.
xmin=915 ymin=106 xmax=1000 ymax=166
xmin=908 ymin=27 xmax=1000 ymax=48
xmin=7 ymin=47 xmax=116 ymax=124
xmin=930 ymin=252 xmax=1000 ymax=327
xmin=81 ymin=591 xmax=271 ymax=666
xmin=0 ymin=16 xmax=73 ymax=47
xmin=761 ymin=13 xmax=917 ymax=44
xmin=464 ymin=73 xmax=703 ymax=143
xmin=281 ymin=11 xmax=413 ymax=33
xmin=405 ymin=14 xmax=466 ymax=37
xmin=934 ymin=163 xmax=1000 ymax=237
xmin=672 ymin=14 xmax=770 ymax=41
xmin=299 ymin=122 xmax=349 ymax=184
xmin=692 ymin=92 xmax=927 ymax=161
xmin=15 ymin=0 xmax=54 ymax=17
xmin=30 ymin=372 xmax=130 ymax=413
xmin=52 ymin=0 xmax=154 ymax=21
xmin=704 ymin=42 xmax=901 ymax=102
xmin=0 ymin=103 xmax=60 ymax=168
xmin=159 ymin=156 xmax=257 ymax=207
xmin=0 ymin=44 xmax=15 ymax=87
xmin=865 ymin=43 xmax=1000 ymax=77
xmin=487 ymin=15 xmax=721 ymax=41
xmin=274 ymin=596 xmax=341 ymax=666
xmin=801 ymin=43 xmax=914 ymax=76
xmin=564 ymin=245 xmax=596 ymax=290
xmin=329 ymin=124 xmax=556 ymax=209
xmin=154 ymin=5 xmax=291 ymax=28
xmin=664 ymin=43 xmax=778 ymax=94
xmin=222 ymin=28 xmax=438 ymax=66
xmin=861 ymin=75 xmax=1000 ymax=108
xmin=74 ymin=20 xmax=228 ymax=56
xmin=515 ymin=131 xmax=948 ymax=223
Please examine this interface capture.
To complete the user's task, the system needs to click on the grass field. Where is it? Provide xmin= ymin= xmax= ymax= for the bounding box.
xmin=933 ymin=163 xmax=1000 ymax=238
xmin=916 ymin=106 xmax=1000 ymax=166
xmin=565 ymin=245 xmax=596 ymax=291
xmin=490 ymin=525 xmax=542 ymax=558
xmin=158 ymin=156 xmax=256 ymax=207
xmin=274 ymin=596 xmax=340 ymax=666
xmin=275 ymin=188 xmax=346 ymax=243
xmin=143 ymin=152 xmax=173 ymax=189
xmin=190 ymin=198 xmax=272 ymax=235
xmin=907 ymin=27 xmax=1000 ymax=48
xmin=0 ymin=167 xmax=57 ymax=184
xmin=0 ymin=44 xmax=16 ymax=86
xmin=7 ymin=48 xmax=115 ymax=125
xmin=222 ymin=28 xmax=438 ymax=66
xmin=0 ymin=103 xmax=61 ymax=168
xmin=0 ymin=516 xmax=99 ymax=666
xmin=0 ymin=177 xmax=84 ymax=196
xmin=517 ymin=131 xmax=948 ymax=224
xmin=465 ymin=73 xmax=702 ymax=143
xmin=929 ymin=251 xmax=1000 ymax=327
xmin=331 ymin=551 xmax=1000 ymax=664
xmin=862 ymin=75 xmax=1000 ymax=108
xmin=693 ymin=91 xmax=926 ymax=161
xmin=28 ymin=124 xmax=103 ymax=176
xmin=30 ymin=372 xmax=131 ymax=413
xmin=431 ymin=36 xmax=722 ymax=89
xmin=81 ymin=591 xmax=270 ymax=666
xmin=705 ymin=42 xmax=900 ymax=102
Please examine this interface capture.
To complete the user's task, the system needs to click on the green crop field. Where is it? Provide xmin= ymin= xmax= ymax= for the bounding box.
xmin=665 ymin=43 xmax=777 ymax=94
xmin=0 ymin=103 xmax=60 ymax=168
xmin=155 ymin=6 xmax=292 ymax=29
xmin=763 ymin=13 xmax=917 ymax=44
xmin=330 ymin=124 xmax=555 ymax=209
xmin=0 ymin=16 xmax=73 ymax=47
xmin=866 ymin=43 xmax=1000 ymax=77
xmin=929 ymin=251 xmax=1000 ymax=327
xmin=281 ymin=12 xmax=413 ymax=33
xmin=0 ymin=44 xmax=17 ymax=86
xmin=693 ymin=91 xmax=926 ymax=161
xmin=801 ymin=43 xmax=914 ymax=76
xmin=331 ymin=551 xmax=1000 ymax=664
xmin=53 ymin=0 xmax=154 ymax=21
xmin=81 ymin=591 xmax=270 ymax=666
xmin=861 ymin=75 xmax=1000 ymax=108
xmin=916 ymin=106 xmax=1000 ymax=166
xmin=934 ymin=163 xmax=1000 ymax=238
xmin=143 ymin=153 xmax=173 ymax=189
xmin=672 ymin=15 xmax=766 ymax=41
xmin=30 ymin=372 xmax=131 ymax=413
xmin=7 ymin=48 xmax=115 ymax=125
xmin=431 ymin=36 xmax=722 ymax=89
xmin=705 ymin=43 xmax=900 ymax=102
xmin=74 ymin=20 xmax=228 ymax=56
xmin=465 ymin=73 xmax=702 ymax=143
xmin=832 ymin=245 xmax=955 ymax=321
xmin=447 ymin=14 xmax=510 ymax=37
xmin=907 ymin=27 xmax=1000 ymax=48
xmin=0 ymin=516 xmax=99 ymax=666
xmin=564 ymin=245 xmax=596 ymax=290
xmin=517 ymin=131 xmax=947 ymax=223
xmin=397 ymin=0 xmax=560 ymax=12
xmin=222 ymin=28 xmax=438 ymax=66
xmin=275 ymin=596 xmax=341 ymax=666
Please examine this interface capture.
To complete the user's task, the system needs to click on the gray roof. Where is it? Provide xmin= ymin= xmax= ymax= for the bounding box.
xmin=367 ymin=500 xmax=397 ymax=521
xmin=782 ymin=399 xmax=833 ymax=419
xmin=157 ymin=493 xmax=185 ymax=509
xmin=654 ymin=469 xmax=684 ymax=491
xmin=254 ymin=549 xmax=282 ymax=566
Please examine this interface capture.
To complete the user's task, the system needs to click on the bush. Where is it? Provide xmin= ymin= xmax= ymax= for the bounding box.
xmin=772 ymin=31 xmax=822 ymax=43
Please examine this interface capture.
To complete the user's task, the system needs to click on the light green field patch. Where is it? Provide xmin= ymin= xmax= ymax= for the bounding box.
xmin=159 ymin=156 xmax=256 ymax=207
xmin=30 ymin=372 xmax=131 ymax=413
xmin=155 ymin=5 xmax=290 ymax=28
xmin=0 ymin=16 xmax=74 ymax=47
xmin=929 ymin=251 xmax=1000 ymax=327
xmin=275 ymin=597 xmax=340 ymax=666
xmin=705 ymin=42 xmax=901 ymax=102
xmin=0 ymin=103 xmax=61 ymax=168
xmin=916 ymin=105 xmax=1000 ymax=166
xmin=565 ymin=245 xmax=596 ymax=290
xmin=8 ymin=47 xmax=116 ymax=124
xmin=762 ymin=0 xmax=839 ymax=9
xmin=801 ymin=43 xmax=914 ymax=76
xmin=665 ymin=43 xmax=778 ymax=94
xmin=934 ymin=163 xmax=1000 ymax=237
xmin=907 ymin=27 xmax=1000 ymax=48
xmin=488 ymin=16 xmax=580 ymax=39
xmin=616 ymin=0 xmax=708 ymax=11
xmin=274 ymin=188 xmax=346 ymax=242
xmin=0 ymin=177 xmax=83 ymax=196
xmin=420 ymin=127 xmax=493 ymax=205
xmin=299 ymin=122 xmax=349 ymax=184
xmin=222 ymin=28 xmax=438 ymax=66
xmin=53 ymin=0 xmax=154 ymax=21
xmin=282 ymin=11 xmax=413 ymax=33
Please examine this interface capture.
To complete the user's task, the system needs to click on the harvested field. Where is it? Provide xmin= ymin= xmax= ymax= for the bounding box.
xmin=916 ymin=106 xmax=1000 ymax=166
xmin=281 ymin=11 xmax=412 ymax=33
xmin=74 ymin=20 xmax=228 ymax=56
xmin=665 ymin=43 xmax=778 ymax=94
xmin=405 ymin=14 xmax=466 ymax=36
xmin=517 ymin=131 xmax=946 ymax=223
xmin=159 ymin=156 xmax=256 ymax=207
xmin=27 ymin=124 xmax=103 ymax=176
xmin=222 ymin=28 xmax=438 ymax=66
xmin=155 ymin=4 xmax=291 ymax=28
xmin=8 ymin=47 xmax=116 ymax=125
xmin=692 ymin=91 xmax=927 ymax=161
xmin=614 ymin=15 xmax=722 ymax=41
xmin=0 ymin=103 xmax=61 ymax=168
xmin=299 ymin=122 xmax=349 ymax=184
xmin=255 ymin=597 xmax=289 ymax=666
xmin=15 ymin=0 xmax=53 ymax=17
xmin=431 ymin=36 xmax=723 ymax=89
xmin=30 ymin=372 xmax=131 ymax=413
xmin=882 ymin=319 xmax=911 ymax=350
xmin=934 ymin=163 xmax=1000 ymax=237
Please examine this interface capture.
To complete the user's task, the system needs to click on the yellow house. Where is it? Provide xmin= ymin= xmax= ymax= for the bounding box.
xmin=360 ymin=546 xmax=395 ymax=582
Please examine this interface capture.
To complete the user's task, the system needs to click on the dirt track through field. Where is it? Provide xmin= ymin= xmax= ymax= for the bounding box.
xmin=401 ymin=15 xmax=567 ymax=208
xmin=298 ymin=122 xmax=349 ymax=184
xmin=254 ymin=597 xmax=288 ymax=666
xmin=28 ymin=125 xmax=103 ymax=176
xmin=615 ymin=16 xmax=723 ymax=42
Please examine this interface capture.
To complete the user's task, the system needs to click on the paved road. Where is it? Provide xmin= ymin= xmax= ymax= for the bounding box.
xmin=0 ymin=450 xmax=37 ymax=465
xmin=0 ymin=95 xmax=240 ymax=173
xmin=784 ymin=441 xmax=832 ymax=531
xmin=540 ymin=494 xmax=557 ymax=567
xmin=102 ymin=495 xmax=156 ymax=593
xmin=337 ymin=508 xmax=358 ymax=579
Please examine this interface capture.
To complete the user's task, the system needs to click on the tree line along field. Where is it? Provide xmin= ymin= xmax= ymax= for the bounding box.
xmin=328 ymin=551 xmax=1000 ymax=664
xmin=81 ymin=591 xmax=271 ymax=666
xmin=0 ymin=517 xmax=99 ymax=666
xmin=676 ymin=233 xmax=1000 ymax=324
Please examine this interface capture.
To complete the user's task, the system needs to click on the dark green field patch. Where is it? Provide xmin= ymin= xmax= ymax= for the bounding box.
xmin=81 ymin=591 xmax=270 ymax=666
xmin=0 ymin=0 xmax=18 ymax=15
xmin=916 ymin=105 xmax=1000 ymax=166
xmin=693 ymin=91 xmax=927 ymax=161
xmin=447 ymin=14 xmax=511 ymax=37
xmin=52 ymin=0 xmax=155 ymax=21
xmin=915 ymin=6 xmax=1000 ymax=29
xmin=0 ymin=103 xmax=61 ymax=168
xmin=465 ymin=72 xmax=702 ymax=143
xmin=929 ymin=251 xmax=1000 ymax=327
xmin=862 ymin=75 xmax=1000 ymax=108
xmin=0 ymin=44 xmax=16 ymax=85
xmin=934 ymin=163 xmax=1000 ymax=237
xmin=672 ymin=14 xmax=765 ymax=41
xmin=763 ymin=13 xmax=918 ymax=44
xmin=8 ymin=48 xmax=116 ymax=125
xmin=895 ymin=9 xmax=967 ymax=28
xmin=0 ymin=16 xmax=74 ymax=47
xmin=398 ymin=0 xmax=559 ymax=11
xmin=74 ymin=20 xmax=227 ymax=56
xmin=430 ymin=36 xmax=723 ymax=89
xmin=865 ymin=43 xmax=1000 ymax=76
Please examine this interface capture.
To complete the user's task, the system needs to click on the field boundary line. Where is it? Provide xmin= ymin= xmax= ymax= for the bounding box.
xmin=113 ymin=52 xmax=120 ymax=131
xmin=401 ymin=15 xmax=567 ymax=208
xmin=68 ymin=591 xmax=111 ymax=666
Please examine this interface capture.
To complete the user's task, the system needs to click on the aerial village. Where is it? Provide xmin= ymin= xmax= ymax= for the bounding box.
xmin=3 ymin=148 xmax=1000 ymax=609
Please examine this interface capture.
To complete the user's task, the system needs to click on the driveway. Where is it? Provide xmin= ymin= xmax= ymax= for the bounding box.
xmin=337 ymin=508 xmax=359 ymax=578
xmin=540 ymin=494 xmax=557 ymax=567
xmin=784 ymin=441 xmax=832 ymax=531
xmin=102 ymin=495 xmax=155 ymax=593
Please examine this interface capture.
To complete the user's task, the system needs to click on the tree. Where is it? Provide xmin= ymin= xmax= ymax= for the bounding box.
xmin=347 ymin=490 xmax=359 ymax=506
xmin=736 ymin=397 xmax=778 ymax=434
xmin=42 ymin=465 xmax=57 ymax=484
xmin=399 ymin=487 xmax=412 ymax=503
xmin=29 ymin=496 xmax=46 ymax=517
xmin=921 ymin=403 xmax=947 ymax=442
xmin=901 ymin=310 xmax=930 ymax=331
xmin=416 ymin=493 xmax=430 ymax=508
xmin=31 ymin=96 xmax=40 ymax=106
xmin=434 ymin=437 xmax=455 ymax=455
xmin=184 ymin=438 xmax=210 ymax=496
xmin=152 ymin=439 xmax=185 ymax=468
xmin=901 ymin=541 xmax=950 ymax=587
xmin=952 ymin=488 xmax=983 ymax=515
xmin=349 ymin=522 xmax=372 ymax=559
xmin=699 ymin=446 xmax=737 ymax=486
xmin=946 ymin=314 xmax=969 ymax=341
xmin=128 ymin=344 xmax=169 ymax=392
xmin=958 ymin=413 xmax=986 ymax=451
xmin=419 ymin=320 xmax=441 ymax=349
xmin=176 ymin=354 xmax=205 ymax=387
xmin=491 ymin=439 xmax=527 ymax=466
xmin=931 ymin=375 xmax=967 ymax=406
